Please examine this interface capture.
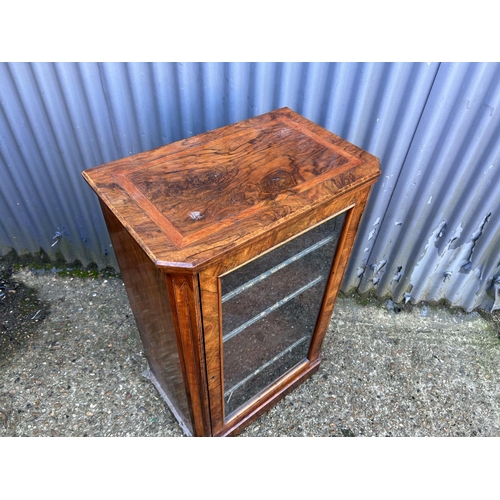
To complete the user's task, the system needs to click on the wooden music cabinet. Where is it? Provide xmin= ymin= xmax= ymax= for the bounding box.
xmin=82 ymin=108 xmax=380 ymax=436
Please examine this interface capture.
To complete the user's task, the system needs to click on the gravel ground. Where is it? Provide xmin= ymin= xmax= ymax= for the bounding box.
xmin=1 ymin=261 xmax=500 ymax=437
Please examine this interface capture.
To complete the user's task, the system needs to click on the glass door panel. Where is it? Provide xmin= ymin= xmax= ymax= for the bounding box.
xmin=221 ymin=212 xmax=347 ymax=418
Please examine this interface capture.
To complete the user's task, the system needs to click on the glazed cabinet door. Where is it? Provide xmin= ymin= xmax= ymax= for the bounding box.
xmin=220 ymin=212 xmax=346 ymax=417
xmin=200 ymin=208 xmax=356 ymax=436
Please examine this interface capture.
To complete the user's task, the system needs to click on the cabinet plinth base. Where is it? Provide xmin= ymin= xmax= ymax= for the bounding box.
xmin=142 ymin=367 xmax=193 ymax=437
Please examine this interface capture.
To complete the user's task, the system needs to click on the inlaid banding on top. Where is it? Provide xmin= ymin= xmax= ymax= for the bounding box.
xmin=110 ymin=118 xmax=360 ymax=249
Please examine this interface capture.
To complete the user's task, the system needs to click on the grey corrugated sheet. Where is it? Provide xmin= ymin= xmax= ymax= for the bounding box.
xmin=1 ymin=62 xmax=499 ymax=311
xmin=351 ymin=62 xmax=500 ymax=312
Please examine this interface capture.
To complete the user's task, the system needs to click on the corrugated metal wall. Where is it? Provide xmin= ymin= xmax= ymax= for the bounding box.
xmin=351 ymin=62 xmax=500 ymax=312
xmin=1 ymin=62 xmax=499 ymax=311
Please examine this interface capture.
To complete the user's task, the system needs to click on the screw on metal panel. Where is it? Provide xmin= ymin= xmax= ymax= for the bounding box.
xmin=51 ymin=231 xmax=62 ymax=247
xmin=443 ymin=271 xmax=453 ymax=282
xmin=371 ymin=260 xmax=387 ymax=275
xmin=392 ymin=266 xmax=403 ymax=282
xmin=437 ymin=222 xmax=447 ymax=238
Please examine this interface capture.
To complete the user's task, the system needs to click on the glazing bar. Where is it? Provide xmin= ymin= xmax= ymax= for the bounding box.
xmin=224 ymin=335 xmax=309 ymax=398
xmin=222 ymin=275 xmax=324 ymax=343
xmin=221 ymin=235 xmax=334 ymax=303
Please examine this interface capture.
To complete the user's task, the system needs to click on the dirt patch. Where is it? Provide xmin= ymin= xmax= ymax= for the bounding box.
xmin=0 ymin=259 xmax=50 ymax=366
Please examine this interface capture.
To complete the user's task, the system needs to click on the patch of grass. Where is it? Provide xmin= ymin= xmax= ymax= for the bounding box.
xmin=341 ymin=288 xmax=390 ymax=308
xmin=0 ymin=256 xmax=50 ymax=361
xmin=342 ymin=286 xmax=500 ymax=341
xmin=1 ymin=248 xmax=120 ymax=280
xmin=477 ymin=308 xmax=500 ymax=338
xmin=54 ymin=261 xmax=119 ymax=279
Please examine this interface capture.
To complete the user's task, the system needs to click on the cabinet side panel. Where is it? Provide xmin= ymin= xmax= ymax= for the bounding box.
xmin=99 ymin=201 xmax=192 ymax=434
xmin=166 ymin=274 xmax=212 ymax=437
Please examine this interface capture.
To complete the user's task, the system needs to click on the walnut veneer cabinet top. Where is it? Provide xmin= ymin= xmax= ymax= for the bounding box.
xmin=83 ymin=107 xmax=381 ymax=436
